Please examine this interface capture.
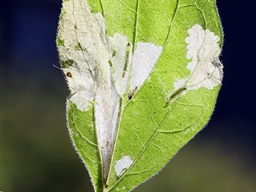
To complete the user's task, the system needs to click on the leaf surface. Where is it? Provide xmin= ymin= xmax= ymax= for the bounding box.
xmin=57 ymin=0 xmax=223 ymax=191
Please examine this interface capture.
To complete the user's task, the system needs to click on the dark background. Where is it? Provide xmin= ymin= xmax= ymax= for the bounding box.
xmin=0 ymin=0 xmax=255 ymax=191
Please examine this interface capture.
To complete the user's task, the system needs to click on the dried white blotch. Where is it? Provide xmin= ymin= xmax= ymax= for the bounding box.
xmin=114 ymin=156 xmax=133 ymax=177
xmin=130 ymin=43 xmax=163 ymax=93
xmin=58 ymin=0 xmax=119 ymax=180
xmin=173 ymin=24 xmax=223 ymax=95
xmin=57 ymin=0 xmax=162 ymax=181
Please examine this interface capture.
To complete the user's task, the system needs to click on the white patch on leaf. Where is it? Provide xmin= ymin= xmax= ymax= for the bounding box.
xmin=57 ymin=0 xmax=162 ymax=181
xmin=130 ymin=42 xmax=163 ymax=93
xmin=58 ymin=0 xmax=119 ymax=180
xmin=173 ymin=24 xmax=223 ymax=96
xmin=115 ymin=156 xmax=133 ymax=177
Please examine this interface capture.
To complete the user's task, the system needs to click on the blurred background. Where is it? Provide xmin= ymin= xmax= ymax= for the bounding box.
xmin=0 ymin=0 xmax=255 ymax=191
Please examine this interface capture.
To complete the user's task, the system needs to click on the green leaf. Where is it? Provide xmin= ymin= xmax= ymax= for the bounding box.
xmin=56 ymin=0 xmax=223 ymax=191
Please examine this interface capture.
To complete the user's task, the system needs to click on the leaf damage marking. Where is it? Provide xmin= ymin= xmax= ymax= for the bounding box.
xmin=168 ymin=24 xmax=223 ymax=103
xmin=114 ymin=156 xmax=133 ymax=177
xmin=57 ymin=0 xmax=163 ymax=182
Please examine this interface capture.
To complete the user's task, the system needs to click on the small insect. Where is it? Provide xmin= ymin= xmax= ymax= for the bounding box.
xmin=122 ymin=43 xmax=131 ymax=78
xmin=211 ymin=58 xmax=222 ymax=68
xmin=128 ymin=86 xmax=137 ymax=100
xmin=66 ymin=72 xmax=72 ymax=78
xmin=167 ymin=87 xmax=187 ymax=104
xmin=211 ymin=58 xmax=224 ymax=80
